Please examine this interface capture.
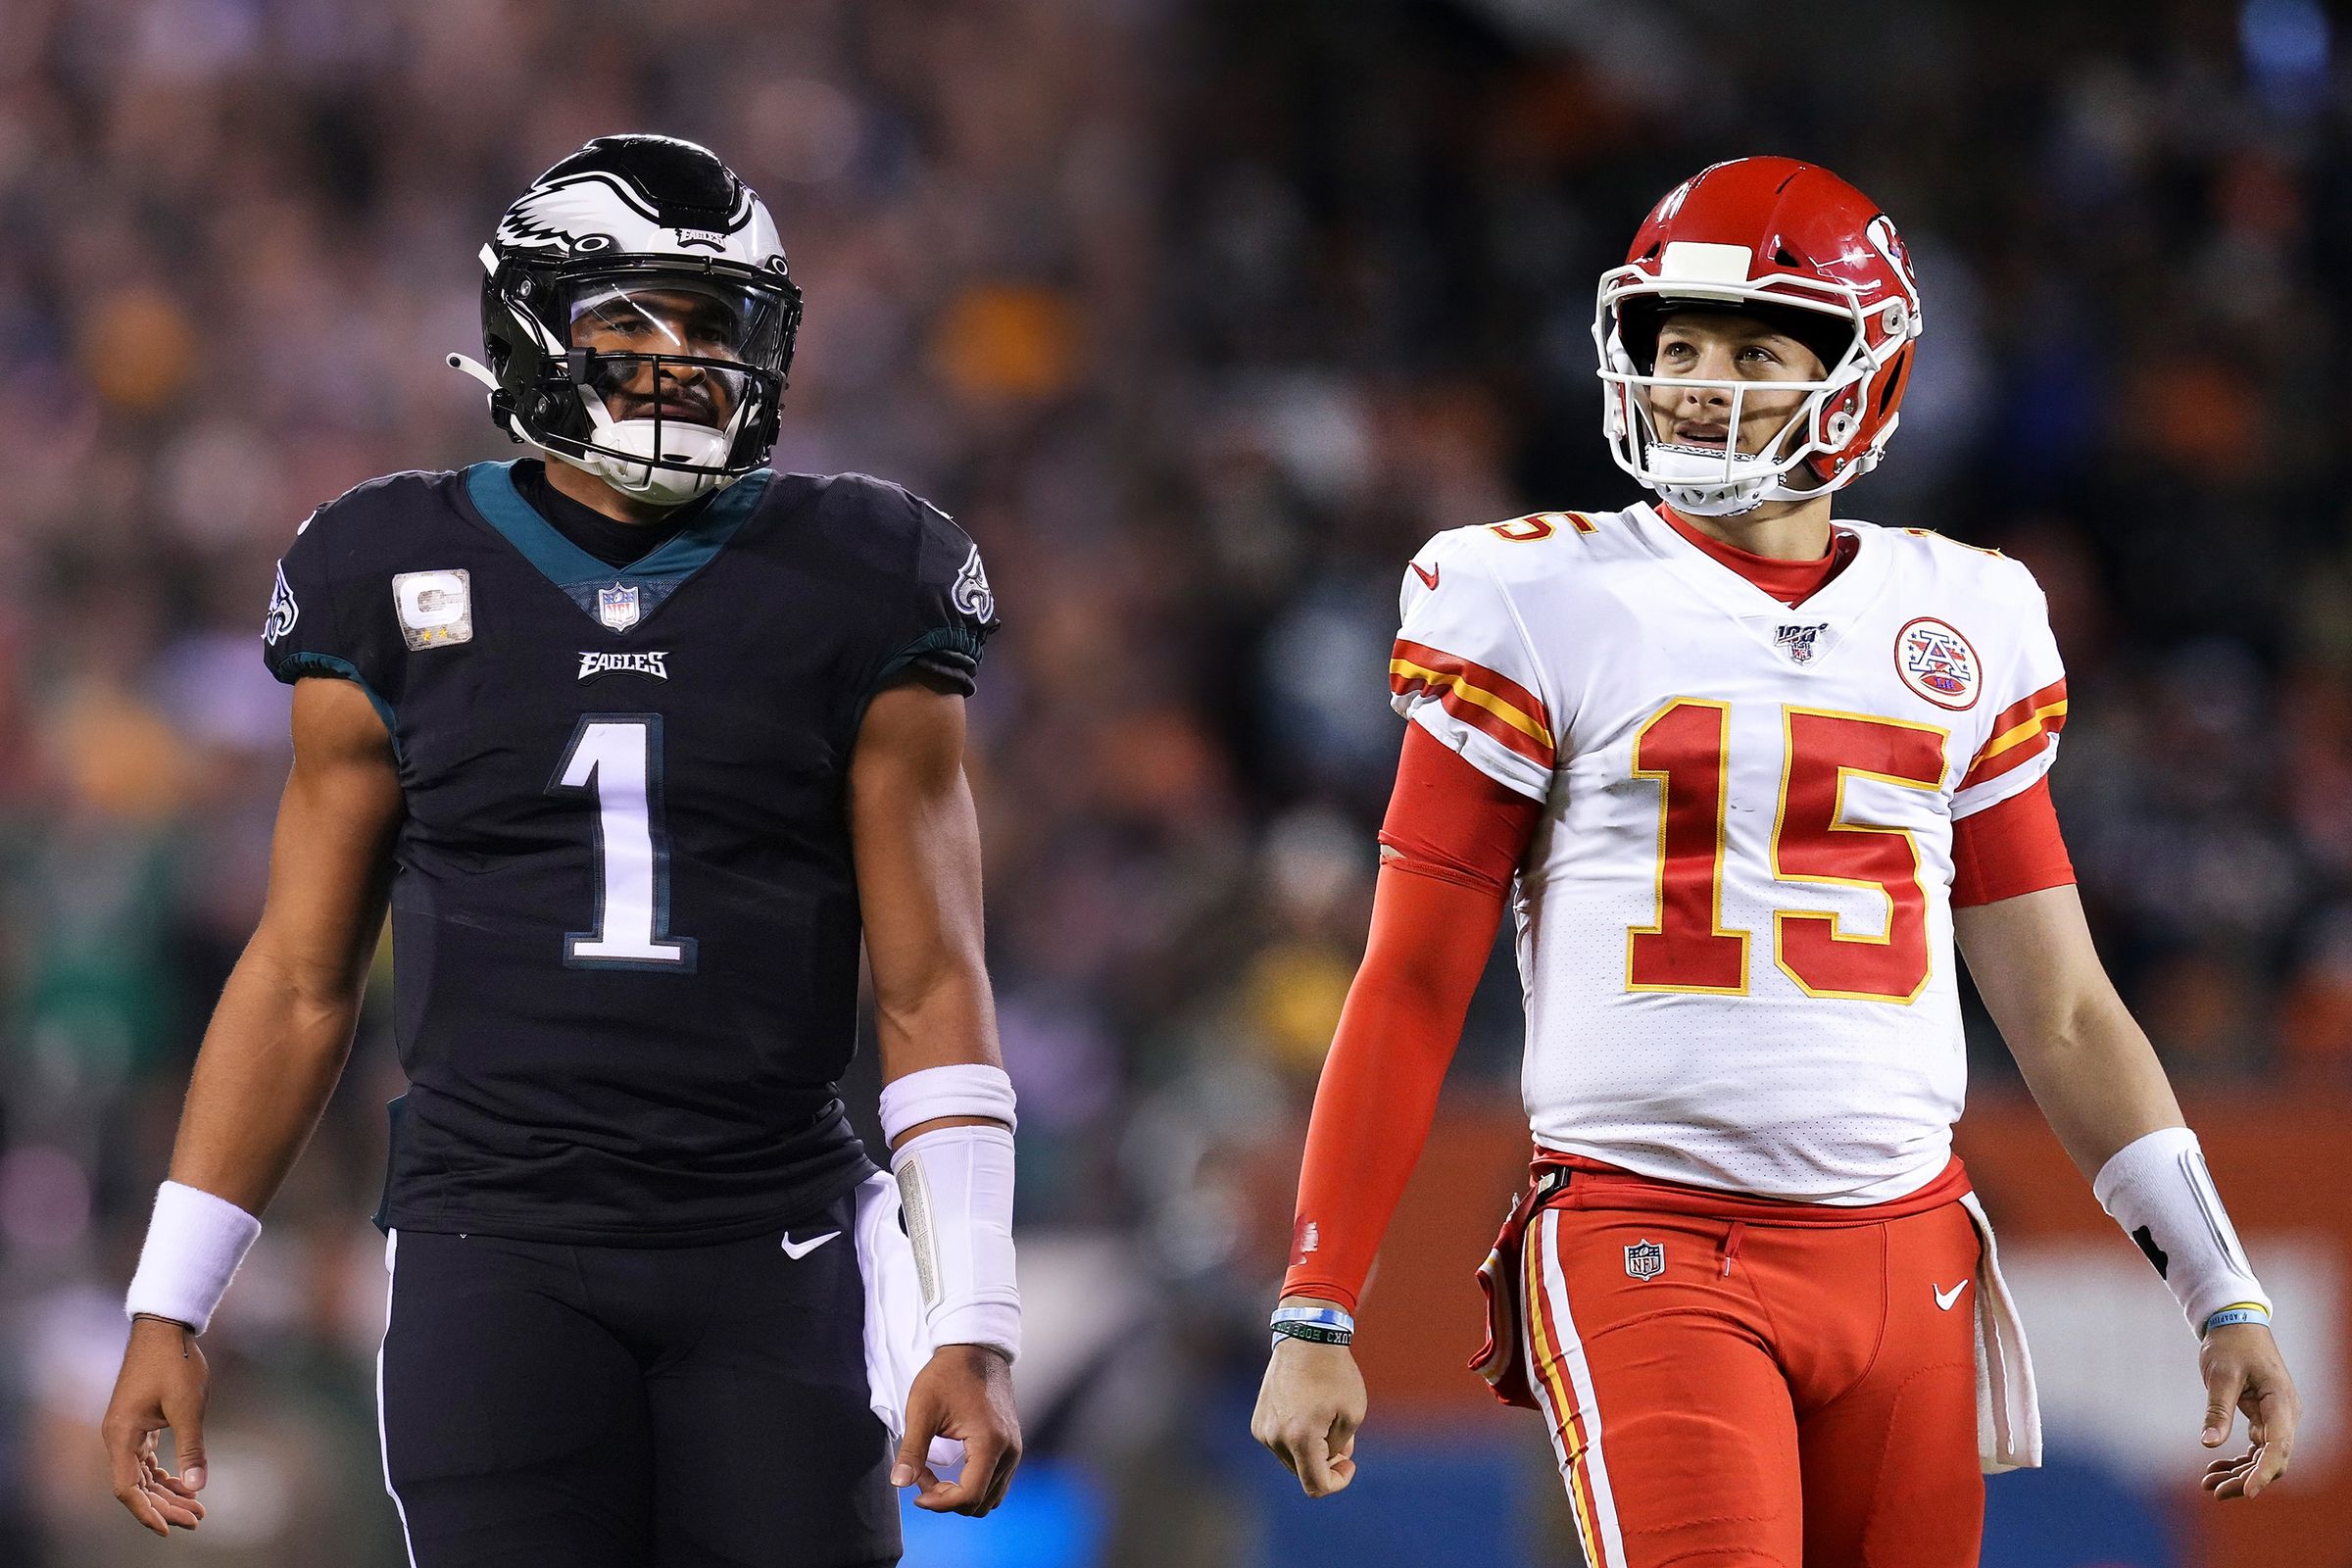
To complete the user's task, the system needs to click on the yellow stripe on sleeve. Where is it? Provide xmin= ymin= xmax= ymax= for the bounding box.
xmin=1389 ymin=659 xmax=1554 ymax=748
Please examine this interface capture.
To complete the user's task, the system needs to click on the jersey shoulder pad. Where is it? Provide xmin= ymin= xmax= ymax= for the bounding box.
xmin=1871 ymin=520 xmax=2032 ymax=588
xmin=1411 ymin=506 xmax=1625 ymax=589
xmin=295 ymin=468 xmax=465 ymax=552
xmin=264 ymin=470 xmax=457 ymax=706
xmin=787 ymin=471 xmax=998 ymax=695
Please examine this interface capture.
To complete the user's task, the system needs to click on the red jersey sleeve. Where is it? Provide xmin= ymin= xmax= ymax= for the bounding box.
xmin=1280 ymin=725 xmax=1543 ymax=1312
xmin=1949 ymin=775 xmax=2075 ymax=907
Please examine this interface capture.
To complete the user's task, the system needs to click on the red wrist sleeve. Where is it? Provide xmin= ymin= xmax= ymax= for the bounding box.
xmin=1950 ymin=776 xmax=2075 ymax=907
xmin=1280 ymin=727 xmax=1543 ymax=1312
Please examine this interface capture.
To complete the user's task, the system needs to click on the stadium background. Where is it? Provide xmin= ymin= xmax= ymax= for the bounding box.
xmin=1 ymin=0 xmax=2347 ymax=1562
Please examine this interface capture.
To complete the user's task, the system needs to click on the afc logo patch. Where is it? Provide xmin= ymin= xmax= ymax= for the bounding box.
xmin=1775 ymin=622 xmax=1826 ymax=665
xmin=1624 ymin=1240 xmax=1665 ymax=1281
xmin=1893 ymin=616 xmax=1981 ymax=710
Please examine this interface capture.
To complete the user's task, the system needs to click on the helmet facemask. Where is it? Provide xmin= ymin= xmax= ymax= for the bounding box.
xmin=1595 ymin=274 xmax=1916 ymax=516
xmin=481 ymin=258 xmax=802 ymax=507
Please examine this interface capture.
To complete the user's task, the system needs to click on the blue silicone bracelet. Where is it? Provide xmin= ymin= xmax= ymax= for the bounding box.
xmin=2202 ymin=1305 xmax=2271 ymax=1336
xmin=1271 ymin=1304 xmax=1356 ymax=1334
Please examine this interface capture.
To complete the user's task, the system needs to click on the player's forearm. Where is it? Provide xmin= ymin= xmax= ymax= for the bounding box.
xmin=874 ymin=962 xmax=1006 ymax=1147
xmin=1281 ymin=864 xmax=1501 ymax=1313
xmin=1957 ymin=888 xmax=2185 ymax=1179
xmin=166 ymin=945 xmax=367 ymax=1213
xmin=2003 ymin=983 xmax=2185 ymax=1182
xmin=1280 ymin=979 xmax=1461 ymax=1310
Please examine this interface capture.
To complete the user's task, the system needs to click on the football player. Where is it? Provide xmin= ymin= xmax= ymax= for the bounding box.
xmin=1251 ymin=157 xmax=2303 ymax=1565
xmin=99 ymin=135 xmax=1022 ymax=1566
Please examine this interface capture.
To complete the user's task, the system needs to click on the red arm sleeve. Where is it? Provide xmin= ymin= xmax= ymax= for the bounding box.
xmin=1279 ymin=725 xmax=1544 ymax=1313
xmin=1949 ymin=775 xmax=2075 ymax=907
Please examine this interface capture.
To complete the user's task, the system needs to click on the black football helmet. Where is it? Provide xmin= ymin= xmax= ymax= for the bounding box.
xmin=451 ymin=135 xmax=805 ymax=505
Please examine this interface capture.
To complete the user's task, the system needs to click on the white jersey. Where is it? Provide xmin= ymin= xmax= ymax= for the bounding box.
xmin=1392 ymin=503 xmax=2068 ymax=1203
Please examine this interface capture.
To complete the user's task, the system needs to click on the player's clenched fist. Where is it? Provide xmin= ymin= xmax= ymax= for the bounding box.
xmin=100 ymin=1316 xmax=211 ymax=1537
xmin=1252 ymin=1337 xmax=1367 ymax=1498
xmin=2197 ymin=1322 xmax=2300 ymax=1500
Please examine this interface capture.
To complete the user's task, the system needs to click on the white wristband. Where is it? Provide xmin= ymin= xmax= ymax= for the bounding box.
xmin=879 ymin=1062 xmax=1017 ymax=1145
xmin=123 ymin=1181 xmax=263 ymax=1335
xmin=2093 ymin=1127 xmax=2271 ymax=1338
xmin=891 ymin=1123 xmax=1020 ymax=1361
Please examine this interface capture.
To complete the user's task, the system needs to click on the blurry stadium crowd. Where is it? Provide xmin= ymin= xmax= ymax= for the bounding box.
xmin=4 ymin=0 xmax=2352 ymax=1560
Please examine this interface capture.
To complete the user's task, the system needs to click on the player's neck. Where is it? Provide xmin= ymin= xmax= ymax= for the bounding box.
xmin=1668 ymin=493 xmax=1836 ymax=562
xmin=543 ymin=457 xmax=686 ymax=526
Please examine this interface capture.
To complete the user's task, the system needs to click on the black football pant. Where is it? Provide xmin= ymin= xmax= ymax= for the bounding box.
xmin=375 ymin=1189 xmax=898 ymax=1568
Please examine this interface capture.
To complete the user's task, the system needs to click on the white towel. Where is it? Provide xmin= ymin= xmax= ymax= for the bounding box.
xmin=1959 ymin=1192 xmax=2042 ymax=1472
xmin=853 ymin=1171 xmax=967 ymax=1479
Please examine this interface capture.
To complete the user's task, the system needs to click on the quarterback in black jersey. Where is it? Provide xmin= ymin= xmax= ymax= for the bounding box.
xmin=102 ymin=135 xmax=1022 ymax=1567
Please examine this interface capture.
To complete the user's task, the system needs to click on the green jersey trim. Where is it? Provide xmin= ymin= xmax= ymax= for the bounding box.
xmin=461 ymin=461 xmax=772 ymax=596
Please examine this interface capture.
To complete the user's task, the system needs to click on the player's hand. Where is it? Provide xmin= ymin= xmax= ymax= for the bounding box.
xmin=893 ymin=1344 xmax=1021 ymax=1517
xmin=2197 ymin=1321 xmax=2299 ymax=1500
xmin=100 ymin=1316 xmax=213 ymax=1536
xmin=1251 ymin=1335 xmax=1367 ymax=1498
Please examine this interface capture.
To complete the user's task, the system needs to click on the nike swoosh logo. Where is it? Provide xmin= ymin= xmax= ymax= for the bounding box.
xmin=781 ymin=1230 xmax=840 ymax=1260
xmin=1410 ymin=562 xmax=1440 ymax=590
xmin=1934 ymin=1279 xmax=1970 ymax=1311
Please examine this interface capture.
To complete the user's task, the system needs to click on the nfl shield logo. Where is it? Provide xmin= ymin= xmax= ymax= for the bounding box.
xmin=1624 ymin=1240 xmax=1665 ymax=1281
xmin=597 ymin=583 xmax=641 ymax=632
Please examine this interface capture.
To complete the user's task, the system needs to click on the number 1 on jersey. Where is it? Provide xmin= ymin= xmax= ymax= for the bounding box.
xmin=552 ymin=715 xmax=698 ymax=971
xmin=1628 ymin=699 xmax=1749 ymax=993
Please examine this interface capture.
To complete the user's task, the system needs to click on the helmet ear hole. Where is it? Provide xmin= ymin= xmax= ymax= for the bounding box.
xmin=1823 ymin=410 xmax=1859 ymax=447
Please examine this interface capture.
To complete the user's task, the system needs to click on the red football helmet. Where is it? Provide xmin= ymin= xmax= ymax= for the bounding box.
xmin=1594 ymin=157 xmax=1923 ymax=515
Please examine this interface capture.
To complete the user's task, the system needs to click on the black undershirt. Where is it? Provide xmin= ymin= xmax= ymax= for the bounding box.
xmin=514 ymin=460 xmax=707 ymax=569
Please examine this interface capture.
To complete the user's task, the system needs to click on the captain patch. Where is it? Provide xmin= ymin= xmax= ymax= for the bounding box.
xmin=393 ymin=569 xmax=474 ymax=651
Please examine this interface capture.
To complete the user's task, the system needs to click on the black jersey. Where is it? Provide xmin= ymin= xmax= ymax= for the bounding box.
xmin=261 ymin=462 xmax=998 ymax=1246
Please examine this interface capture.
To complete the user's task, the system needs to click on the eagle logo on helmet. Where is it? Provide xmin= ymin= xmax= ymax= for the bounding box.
xmin=494 ymin=170 xmax=762 ymax=262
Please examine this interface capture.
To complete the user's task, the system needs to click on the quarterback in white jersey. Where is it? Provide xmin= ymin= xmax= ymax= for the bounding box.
xmin=1396 ymin=503 xmax=2065 ymax=1203
xmin=1254 ymin=156 xmax=2301 ymax=1568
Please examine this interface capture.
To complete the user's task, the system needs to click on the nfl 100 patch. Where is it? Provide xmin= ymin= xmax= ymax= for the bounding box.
xmin=1624 ymin=1239 xmax=1665 ymax=1280
xmin=393 ymin=569 xmax=474 ymax=651
xmin=1892 ymin=616 xmax=1980 ymax=710
xmin=1775 ymin=622 xmax=1826 ymax=665
xmin=597 ymin=582 xmax=642 ymax=632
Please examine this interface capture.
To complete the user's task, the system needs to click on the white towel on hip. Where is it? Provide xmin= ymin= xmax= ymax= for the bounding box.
xmin=1960 ymin=1191 xmax=2042 ymax=1472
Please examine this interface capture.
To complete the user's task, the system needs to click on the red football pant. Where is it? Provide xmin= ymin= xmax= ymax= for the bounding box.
xmin=1520 ymin=1200 xmax=1984 ymax=1568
